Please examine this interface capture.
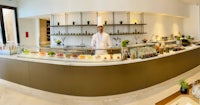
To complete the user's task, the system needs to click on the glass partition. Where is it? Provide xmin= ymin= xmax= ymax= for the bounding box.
xmin=17 ymin=46 xmax=122 ymax=62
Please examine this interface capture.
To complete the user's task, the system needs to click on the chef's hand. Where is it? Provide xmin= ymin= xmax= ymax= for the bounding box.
xmin=109 ymin=48 xmax=113 ymax=54
xmin=91 ymin=47 xmax=95 ymax=55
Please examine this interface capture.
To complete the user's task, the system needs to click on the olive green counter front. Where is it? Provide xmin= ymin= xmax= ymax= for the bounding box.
xmin=0 ymin=46 xmax=199 ymax=96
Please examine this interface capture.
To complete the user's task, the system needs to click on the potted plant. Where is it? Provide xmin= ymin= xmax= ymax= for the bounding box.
xmin=121 ymin=40 xmax=129 ymax=47
xmin=142 ymin=38 xmax=147 ymax=43
xmin=121 ymin=40 xmax=129 ymax=60
xmin=175 ymin=36 xmax=182 ymax=46
xmin=179 ymin=79 xmax=189 ymax=94
xmin=55 ymin=39 xmax=61 ymax=45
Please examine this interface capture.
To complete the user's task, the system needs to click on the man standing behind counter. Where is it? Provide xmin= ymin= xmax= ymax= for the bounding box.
xmin=91 ymin=24 xmax=112 ymax=55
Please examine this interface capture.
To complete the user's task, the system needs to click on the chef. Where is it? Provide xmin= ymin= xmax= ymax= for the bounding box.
xmin=91 ymin=17 xmax=112 ymax=55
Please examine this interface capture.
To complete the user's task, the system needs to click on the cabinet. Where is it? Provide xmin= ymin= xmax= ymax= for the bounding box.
xmin=50 ymin=12 xmax=147 ymax=36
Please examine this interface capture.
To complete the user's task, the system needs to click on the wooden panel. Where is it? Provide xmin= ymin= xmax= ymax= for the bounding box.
xmin=156 ymin=80 xmax=200 ymax=105
xmin=28 ymin=62 xmax=66 ymax=93
xmin=59 ymin=48 xmax=200 ymax=96
xmin=0 ymin=58 xmax=29 ymax=85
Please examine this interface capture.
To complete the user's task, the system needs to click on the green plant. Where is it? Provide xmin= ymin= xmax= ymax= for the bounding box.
xmin=55 ymin=39 xmax=61 ymax=44
xmin=186 ymin=35 xmax=191 ymax=39
xmin=179 ymin=79 xmax=189 ymax=89
xmin=121 ymin=40 xmax=129 ymax=47
xmin=176 ymin=36 xmax=181 ymax=41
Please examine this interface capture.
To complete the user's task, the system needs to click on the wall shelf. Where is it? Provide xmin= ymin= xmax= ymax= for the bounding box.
xmin=50 ymin=12 xmax=146 ymax=36
xmin=50 ymin=23 xmax=147 ymax=27
xmin=46 ymin=20 xmax=50 ymax=41
xmin=50 ymin=12 xmax=147 ymax=46
xmin=50 ymin=32 xmax=147 ymax=36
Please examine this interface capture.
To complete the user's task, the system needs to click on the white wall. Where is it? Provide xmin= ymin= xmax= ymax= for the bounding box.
xmin=18 ymin=18 xmax=39 ymax=47
xmin=50 ymin=12 xmax=185 ymax=47
xmin=0 ymin=0 xmax=18 ymax=7
xmin=18 ymin=0 xmax=189 ymax=18
xmin=144 ymin=13 xmax=184 ymax=41
xmin=183 ymin=5 xmax=200 ymax=40
xmin=16 ymin=0 xmax=199 ymax=47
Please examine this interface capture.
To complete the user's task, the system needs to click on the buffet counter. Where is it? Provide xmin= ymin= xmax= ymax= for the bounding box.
xmin=0 ymin=44 xmax=199 ymax=96
xmin=1 ymin=44 xmax=198 ymax=66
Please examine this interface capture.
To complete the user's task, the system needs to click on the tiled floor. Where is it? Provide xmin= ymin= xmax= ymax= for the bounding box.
xmin=0 ymin=65 xmax=199 ymax=105
xmin=0 ymin=85 xmax=61 ymax=105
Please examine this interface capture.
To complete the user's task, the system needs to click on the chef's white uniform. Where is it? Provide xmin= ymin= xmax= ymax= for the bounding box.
xmin=91 ymin=32 xmax=112 ymax=55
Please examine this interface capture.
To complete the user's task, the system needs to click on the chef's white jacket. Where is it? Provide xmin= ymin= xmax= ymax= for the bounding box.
xmin=91 ymin=32 xmax=112 ymax=55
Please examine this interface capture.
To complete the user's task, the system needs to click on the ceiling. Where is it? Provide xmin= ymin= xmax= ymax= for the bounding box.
xmin=180 ymin=0 xmax=200 ymax=5
xmin=8 ymin=0 xmax=200 ymax=5
xmin=7 ymin=0 xmax=200 ymax=6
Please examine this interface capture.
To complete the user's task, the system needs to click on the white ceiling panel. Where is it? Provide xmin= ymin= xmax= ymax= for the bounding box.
xmin=180 ymin=0 xmax=200 ymax=5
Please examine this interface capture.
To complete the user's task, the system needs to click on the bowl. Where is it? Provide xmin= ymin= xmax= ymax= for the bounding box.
xmin=162 ymin=37 xmax=168 ymax=41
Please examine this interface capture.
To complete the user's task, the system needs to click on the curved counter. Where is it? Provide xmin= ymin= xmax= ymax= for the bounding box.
xmin=0 ymin=45 xmax=199 ymax=96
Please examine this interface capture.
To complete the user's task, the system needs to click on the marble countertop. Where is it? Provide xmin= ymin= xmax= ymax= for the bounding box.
xmin=0 ymin=44 xmax=199 ymax=67
xmin=46 ymin=42 xmax=156 ymax=50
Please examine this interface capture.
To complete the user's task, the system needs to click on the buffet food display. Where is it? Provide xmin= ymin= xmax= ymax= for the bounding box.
xmin=16 ymin=41 xmax=190 ymax=63
xmin=17 ymin=46 xmax=122 ymax=62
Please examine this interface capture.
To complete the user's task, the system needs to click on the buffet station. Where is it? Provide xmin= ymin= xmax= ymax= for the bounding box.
xmin=16 ymin=40 xmax=185 ymax=62
xmin=0 ymin=39 xmax=200 ymax=96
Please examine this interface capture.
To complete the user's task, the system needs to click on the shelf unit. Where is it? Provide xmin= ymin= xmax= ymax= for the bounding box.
xmin=50 ymin=32 xmax=147 ymax=36
xmin=50 ymin=23 xmax=146 ymax=27
xmin=50 ymin=12 xmax=147 ymax=36
xmin=46 ymin=20 xmax=50 ymax=41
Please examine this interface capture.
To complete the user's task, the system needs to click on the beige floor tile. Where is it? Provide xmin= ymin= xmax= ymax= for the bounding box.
xmin=20 ymin=96 xmax=61 ymax=105
xmin=0 ymin=65 xmax=199 ymax=105
xmin=0 ymin=89 xmax=26 ymax=105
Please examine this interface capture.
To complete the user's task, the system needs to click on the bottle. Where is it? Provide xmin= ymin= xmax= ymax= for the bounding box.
xmin=159 ymin=46 xmax=164 ymax=54
xmin=165 ymin=45 xmax=169 ymax=53
xmin=155 ymin=43 xmax=160 ymax=53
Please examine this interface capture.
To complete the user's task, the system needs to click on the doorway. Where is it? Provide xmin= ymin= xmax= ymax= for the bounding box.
xmin=0 ymin=5 xmax=19 ymax=45
xmin=39 ymin=19 xmax=50 ymax=46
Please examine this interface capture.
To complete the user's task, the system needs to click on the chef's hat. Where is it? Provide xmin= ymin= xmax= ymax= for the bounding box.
xmin=97 ymin=16 xmax=103 ymax=27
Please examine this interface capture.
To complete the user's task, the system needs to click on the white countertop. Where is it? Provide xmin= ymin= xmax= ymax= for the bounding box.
xmin=47 ymin=42 xmax=155 ymax=50
xmin=0 ymin=45 xmax=199 ymax=67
